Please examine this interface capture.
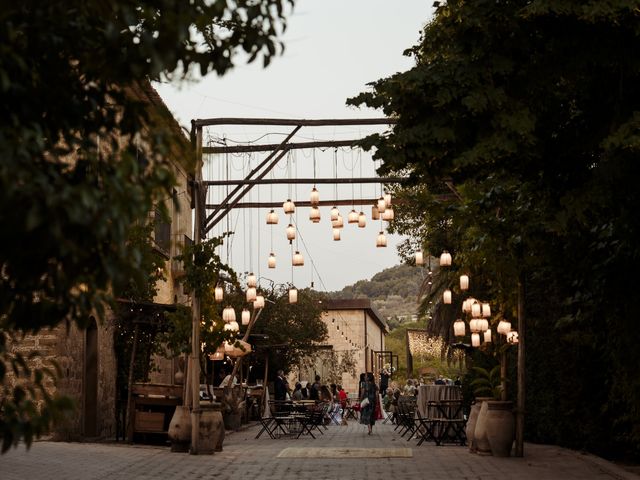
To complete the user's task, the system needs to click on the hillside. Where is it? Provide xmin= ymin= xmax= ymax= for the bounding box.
xmin=328 ymin=264 xmax=424 ymax=329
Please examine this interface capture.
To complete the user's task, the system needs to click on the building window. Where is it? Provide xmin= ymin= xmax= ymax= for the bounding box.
xmin=154 ymin=208 xmax=171 ymax=255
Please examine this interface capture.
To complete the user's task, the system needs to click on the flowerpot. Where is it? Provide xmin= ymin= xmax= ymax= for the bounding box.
xmin=168 ymin=405 xmax=191 ymax=453
xmin=467 ymin=397 xmax=492 ymax=453
xmin=485 ymin=401 xmax=515 ymax=457
xmin=198 ymin=404 xmax=224 ymax=454
xmin=474 ymin=400 xmax=491 ymax=455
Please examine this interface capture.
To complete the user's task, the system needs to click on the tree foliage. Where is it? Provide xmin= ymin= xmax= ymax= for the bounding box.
xmin=0 ymin=0 xmax=293 ymax=451
xmin=349 ymin=0 xmax=640 ymax=460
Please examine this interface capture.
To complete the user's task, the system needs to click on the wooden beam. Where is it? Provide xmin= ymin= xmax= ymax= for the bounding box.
xmin=203 ymin=139 xmax=357 ymax=154
xmin=205 ymin=199 xmax=379 ymax=210
xmin=203 ymin=177 xmax=405 ymax=186
xmin=193 ymin=117 xmax=396 ymax=128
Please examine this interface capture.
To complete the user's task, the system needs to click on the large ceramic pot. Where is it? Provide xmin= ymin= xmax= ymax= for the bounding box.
xmin=485 ymin=400 xmax=515 ymax=457
xmin=474 ymin=400 xmax=492 ymax=455
xmin=198 ymin=403 xmax=225 ymax=454
xmin=467 ymin=397 xmax=492 ymax=453
xmin=168 ymin=405 xmax=191 ymax=453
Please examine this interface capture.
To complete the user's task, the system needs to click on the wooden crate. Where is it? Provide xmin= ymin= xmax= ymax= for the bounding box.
xmin=134 ymin=411 xmax=165 ymax=433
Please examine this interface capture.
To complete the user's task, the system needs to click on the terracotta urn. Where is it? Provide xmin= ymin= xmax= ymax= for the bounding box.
xmin=473 ymin=399 xmax=492 ymax=455
xmin=467 ymin=397 xmax=492 ymax=453
xmin=485 ymin=400 xmax=515 ymax=457
xmin=198 ymin=403 xmax=225 ymax=454
xmin=168 ymin=405 xmax=191 ymax=453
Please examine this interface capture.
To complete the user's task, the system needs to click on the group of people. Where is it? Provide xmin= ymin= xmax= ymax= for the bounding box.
xmin=274 ymin=371 xmax=349 ymax=406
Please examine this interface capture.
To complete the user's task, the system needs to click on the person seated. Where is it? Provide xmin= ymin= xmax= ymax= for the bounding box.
xmin=337 ymin=385 xmax=348 ymax=409
xmin=219 ymin=373 xmax=238 ymax=388
xmin=403 ymin=378 xmax=417 ymax=396
xmin=435 ymin=375 xmax=446 ymax=385
xmin=382 ymin=388 xmax=394 ymax=412
xmin=319 ymin=385 xmax=333 ymax=403
xmin=292 ymin=382 xmax=303 ymax=401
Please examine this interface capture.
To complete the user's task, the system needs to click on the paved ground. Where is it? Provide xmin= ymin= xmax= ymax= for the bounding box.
xmin=1 ymin=420 xmax=637 ymax=480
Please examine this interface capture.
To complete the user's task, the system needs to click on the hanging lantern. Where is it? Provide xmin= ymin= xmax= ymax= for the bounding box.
xmin=268 ymin=252 xmax=276 ymax=269
xmin=376 ymin=231 xmax=387 ymax=248
xmin=371 ymin=204 xmax=380 ymax=220
xmin=283 ymin=199 xmax=295 ymax=214
xmin=223 ymin=322 xmax=234 ymax=332
xmin=333 ymin=228 xmax=341 ymax=241
xmin=358 ymin=211 xmax=366 ymax=228
xmin=483 ymin=328 xmax=492 ymax=343
xmin=478 ymin=318 xmax=489 ymax=332
xmin=497 ymin=320 xmax=511 ymax=335
xmin=289 ymin=288 xmax=298 ymax=304
xmin=470 ymin=319 xmax=481 ymax=333
xmin=462 ymin=297 xmax=476 ymax=313
xmin=225 ymin=340 xmax=252 ymax=358
xmin=481 ymin=303 xmax=491 ymax=318
xmin=253 ymin=295 xmax=265 ymax=309
xmin=377 ymin=197 xmax=386 ymax=213
xmin=309 ymin=206 xmax=321 ymax=223
xmin=443 ymin=289 xmax=452 ymax=304
xmin=332 ymin=215 xmax=344 ymax=229
xmin=471 ymin=333 xmax=481 ymax=347
xmin=241 ymin=308 xmax=251 ymax=326
xmin=348 ymin=209 xmax=359 ymax=224
xmin=439 ymin=250 xmax=452 ymax=267
xmin=266 ymin=209 xmax=279 ymax=225
xmin=453 ymin=319 xmax=466 ymax=337
xmin=384 ymin=192 xmax=392 ymax=208
xmin=228 ymin=320 xmax=239 ymax=332
xmin=310 ymin=187 xmax=320 ymax=206
xmin=415 ymin=251 xmax=424 ymax=266
xmin=292 ymin=250 xmax=304 ymax=266
xmin=471 ymin=301 xmax=482 ymax=318
xmin=506 ymin=331 xmax=519 ymax=344
xmin=247 ymin=273 xmax=257 ymax=288
xmin=330 ymin=206 xmax=340 ymax=221
xmin=222 ymin=306 xmax=236 ymax=323
xmin=460 ymin=275 xmax=469 ymax=291
xmin=209 ymin=346 xmax=225 ymax=361
xmin=382 ymin=207 xmax=394 ymax=221
xmin=246 ymin=287 xmax=257 ymax=302
xmin=286 ymin=224 xmax=296 ymax=241
xmin=214 ymin=286 xmax=224 ymax=302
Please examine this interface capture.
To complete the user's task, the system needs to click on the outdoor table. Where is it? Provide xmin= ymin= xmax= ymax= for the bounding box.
xmin=416 ymin=385 xmax=462 ymax=417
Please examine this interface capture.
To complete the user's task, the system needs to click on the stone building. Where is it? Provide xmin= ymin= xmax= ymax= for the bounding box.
xmin=6 ymin=81 xmax=192 ymax=440
xmin=302 ymin=299 xmax=388 ymax=396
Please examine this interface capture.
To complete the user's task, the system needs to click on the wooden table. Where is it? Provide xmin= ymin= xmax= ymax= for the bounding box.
xmin=127 ymin=383 xmax=182 ymax=442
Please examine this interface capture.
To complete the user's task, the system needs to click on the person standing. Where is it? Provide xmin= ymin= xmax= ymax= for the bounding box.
xmin=359 ymin=372 xmax=379 ymax=435
xmin=309 ymin=375 xmax=321 ymax=401
xmin=274 ymin=369 xmax=289 ymax=402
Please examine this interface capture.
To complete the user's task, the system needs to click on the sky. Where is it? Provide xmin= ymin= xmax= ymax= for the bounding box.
xmin=154 ymin=0 xmax=434 ymax=292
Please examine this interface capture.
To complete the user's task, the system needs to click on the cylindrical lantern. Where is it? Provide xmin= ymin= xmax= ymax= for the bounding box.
xmin=253 ymin=295 xmax=265 ymax=309
xmin=241 ymin=308 xmax=251 ymax=326
xmin=330 ymin=206 xmax=340 ymax=221
xmin=376 ymin=231 xmax=387 ymax=248
xmin=292 ymin=250 xmax=304 ymax=266
xmin=384 ymin=192 xmax=392 ymax=208
xmin=443 ymin=289 xmax=452 ymax=304
xmin=283 ymin=199 xmax=295 ymax=214
xmin=471 ymin=333 xmax=481 ymax=347
xmin=478 ymin=319 xmax=489 ymax=332
xmin=481 ymin=303 xmax=491 ymax=318
xmin=247 ymin=273 xmax=257 ymax=288
xmin=348 ymin=209 xmax=358 ymax=224
xmin=470 ymin=319 xmax=481 ymax=333
xmin=471 ymin=301 xmax=482 ymax=318
xmin=377 ymin=197 xmax=386 ymax=213
xmin=462 ymin=297 xmax=475 ymax=313
xmin=266 ymin=209 xmax=279 ymax=225
xmin=246 ymin=287 xmax=257 ymax=302
xmin=229 ymin=320 xmax=239 ymax=332
xmin=286 ymin=224 xmax=296 ymax=241
xmin=268 ymin=252 xmax=276 ymax=269
xmin=309 ymin=206 xmax=321 ymax=223
xmin=358 ymin=211 xmax=366 ymax=228
xmin=310 ymin=187 xmax=320 ymax=206
xmin=223 ymin=322 xmax=234 ymax=332
xmin=289 ymin=288 xmax=298 ymax=304
xmin=332 ymin=215 xmax=344 ymax=229
xmin=332 ymin=228 xmax=341 ymax=241
xmin=507 ymin=331 xmax=519 ymax=344
xmin=415 ymin=251 xmax=424 ymax=266
xmin=222 ymin=306 xmax=236 ymax=323
xmin=483 ymin=328 xmax=492 ymax=343
xmin=371 ymin=205 xmax=380 ymax=220
xmin=214 ymin=286 xmax=224 ymax=302
xmin=439 ymin=250 xmax=452 ymax=267
xmin=460 ymin=275 xmax=469 ymax=291
xmin=453 ymin=319 xmax=465 ymax=337
xmin=497 ymin=320 xmax=511 ymax=335
xmin=210 ymin=346 xmax=224 ymax=361
xmin=382 ymin=207 xmax=394 ymax=221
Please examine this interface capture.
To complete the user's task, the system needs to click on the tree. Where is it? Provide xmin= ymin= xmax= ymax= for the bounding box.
xmin=349 ymin=0 xmax=640 ymax=460
xmin=0 ymin=0 xmax=293 ymax=451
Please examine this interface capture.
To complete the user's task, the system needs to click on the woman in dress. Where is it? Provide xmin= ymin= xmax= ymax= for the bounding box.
xmin=359 ymin=372 xmax=379 ymax=435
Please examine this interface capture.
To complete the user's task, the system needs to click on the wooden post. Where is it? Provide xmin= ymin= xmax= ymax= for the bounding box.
xmin=515 ymin=274 xmax=525 ymax=457
xmin=190 ymin=124 xmax=203 ymax=454
xmin=125 ymin=323 xmax=139 ymax=443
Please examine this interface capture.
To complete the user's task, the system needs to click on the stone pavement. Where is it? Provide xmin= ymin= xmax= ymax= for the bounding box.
xmin=1 ymin=420 xmax=637 ymax=480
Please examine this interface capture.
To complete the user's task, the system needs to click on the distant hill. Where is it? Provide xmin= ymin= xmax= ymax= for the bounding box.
xmin=328 ymin=264 xmax=424 ymax=330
